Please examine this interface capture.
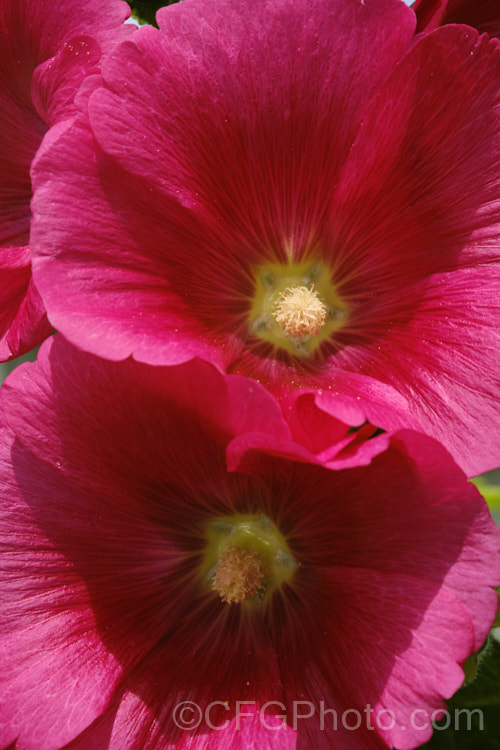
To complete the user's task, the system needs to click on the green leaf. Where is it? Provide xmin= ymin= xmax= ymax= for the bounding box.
xmin=420 ymin=638 xmax=500 ymax=749
xmin=127 ymin=0 xmax=179 ymax=26
xmin=472 ymin=475 xmax=500 ymax=511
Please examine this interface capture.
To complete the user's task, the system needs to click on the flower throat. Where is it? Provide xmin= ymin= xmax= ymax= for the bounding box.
xmin=202 ymin=514 xmax=296 ymax=605
xmin=248 ymin=260 xmax=348 ymax=356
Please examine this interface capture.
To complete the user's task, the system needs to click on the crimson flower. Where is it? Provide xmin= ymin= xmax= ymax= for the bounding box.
xmin=0 ymin=335 xmax=499 ymax=750
xmin=0 ymin=0 xmax=132 ymax=360
xmin=413 ymin=0 xmax=500 ymax=38
xmin=31 ymin=0 xmax=500 ymax=476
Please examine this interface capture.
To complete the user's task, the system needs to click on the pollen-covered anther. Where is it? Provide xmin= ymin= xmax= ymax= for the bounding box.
xmin=212 ymin=546 xmax=265 ymax=604
xmin=272 ymin=285 xmax=328 ymax=337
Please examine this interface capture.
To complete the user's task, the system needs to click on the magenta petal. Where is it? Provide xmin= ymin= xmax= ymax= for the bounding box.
xmin=4 ymin=336 xmax=390 ymax=476
xmin=227 ymin=417 xmax=391 ymax=473
xmin=90 ymin=0 xmax=414 ymax=208
xmin=0 ymin=0 xmax=132 ymax=360
xmin=68 ymin=698 xmax=298 ymax=750
xmin=301 ymin=571 xmax=473 ymax=750
xmin=31 ymin=113 xmax=239 ymax=367
xmin=390 ymin=431 xmax=500 ymax=651
xmin=0 ymin=337 xmax=291 ymax=474
xmin=1 ymin=337 xmax=499 ymax=748
xmin=259 ymin=437 xmax=500 ymax=747
xmin=65 ymin=622 xmax=297 ymax=749
xmin=274 ymin=375 xmax=420 ymax=468
xmin=253 ymin=430 xmax=500 ymax=653
xmin=1 ymin=0 xmax=131 ymax=64
xmin=413 ymin=0 xmax=500 ymax=37
xmin=0 ymin=612 xmax=123 ymax=750
xmin=0 ymin=248 xmax=52 ymax=359
xmin=0 ymin=444 xmax=127 ymax=748
xmin=325 ymin=27 xmax=500 ymax=475
xmin=30 ymin=1 xmax=500 ymax=472
xmin=31 ymin=35 xmax=103 ymax=127
xmin=31 ymin=0 xmax=415 ymax=366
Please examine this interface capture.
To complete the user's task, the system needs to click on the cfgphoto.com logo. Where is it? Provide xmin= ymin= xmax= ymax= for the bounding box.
xmin=172 ymin=701 xmax=483 ymax=733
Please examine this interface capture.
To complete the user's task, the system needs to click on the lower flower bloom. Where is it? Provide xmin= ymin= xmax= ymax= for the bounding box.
xmin=0 ymin=337 xmax=499 ymax=750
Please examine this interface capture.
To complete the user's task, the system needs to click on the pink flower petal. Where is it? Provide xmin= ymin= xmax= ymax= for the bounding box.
xmin=0 ymin=442 xmax=126 ymax=749
xmin=0 ymin=0 xmax=132 ymax=360
xmin=413 ymin=0 xmax=500 ymax=37
xmin=0 ymin=336 xmax=290 ymax=473
xmin=0 ymin=248 xmax=52 ymax=359
xmin=278 ymin=569 xmax=473 ymax=750
xmin=32 ymin=0 xmax=414 ymax=366
xmin=322 ymin=27 xmax=500 ymax=475
xmin=66 ymin=621 xmax=297 ymax=750
xmin=251 ymin=431 xmax=500 ymax=652
xmin=31 ymin=3 xmax=500 ymax=473
xmin=1 ymin=337 xmax=499 ymax=748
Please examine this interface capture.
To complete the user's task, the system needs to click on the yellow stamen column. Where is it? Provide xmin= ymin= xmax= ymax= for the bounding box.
xmin=248 ymin=261 xmax=348 ymax=357
xmin=272 ymin=285 xmax=328 ymax=337
xmin=202 ymin=514 xmax=297 ymax=606
xmin=212 ymin=546 xmax=265 ymax=604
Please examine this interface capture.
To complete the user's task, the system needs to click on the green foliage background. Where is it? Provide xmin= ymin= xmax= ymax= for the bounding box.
xmin=423 ymin=640 xmax=500 ymax=749
xmin=127 ymin=0 xmax=174 ymax=25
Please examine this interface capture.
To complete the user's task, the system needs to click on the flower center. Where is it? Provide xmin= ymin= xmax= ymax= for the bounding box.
xmin=272 ymin=285 xmax=327 ymax=337
xmin=202 ymin=514 xmax=296 ymax=606
xmin=249 ymin=261 xmax=348 ymax=356
xmin=212 ymin=546 xmax=264 ymax=604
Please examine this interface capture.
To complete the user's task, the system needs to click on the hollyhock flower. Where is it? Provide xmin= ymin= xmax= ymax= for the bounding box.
xmin=413 ymin=0 xmax=500 ymax=38
xmin=30 ymin=0 xmax=500 ymax=476
xmin=1 ymin=336 xmax=499 ymax=750
xmin=0 ymin=0 xmax=132 ymax=361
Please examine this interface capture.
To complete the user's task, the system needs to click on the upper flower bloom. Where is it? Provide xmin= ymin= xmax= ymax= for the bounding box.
xmin=0 ymin=0 xmax=132 ymax=360
xmin=1 ymin=335 xmax=499 ymax=750
xmin=413 ymin=0 xmax=500 ymax=38
xmin=31 ymin=0 xmax=500 ymax=475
